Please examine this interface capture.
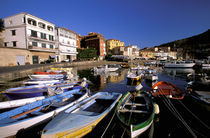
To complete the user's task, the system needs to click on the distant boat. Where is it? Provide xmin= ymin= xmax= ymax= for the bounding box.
xmin=144 ymin=69 xmax=158 ymax=81
xmin=41 ymin=92 xmax=122 ymax=137
xmin=29 ymin=74 xmax=65 ymax=80
xmin=116 ymin=91 xmax=155 ymax=138
xmin=94 ymin=64 xmax=120 ymax=73
xmin=0 ymin=88 xmax=89 ymax=138
xmin=164 ymin=61 xmax=195 ymax=68
xmin=151 ymin=81 xmax=184 ymax=99
xmin=127 ymin=69 xmax=144 ymax=82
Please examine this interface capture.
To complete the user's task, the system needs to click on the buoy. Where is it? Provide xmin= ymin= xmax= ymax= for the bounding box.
xmin=154 ymin=103 xmax=160 ymax=114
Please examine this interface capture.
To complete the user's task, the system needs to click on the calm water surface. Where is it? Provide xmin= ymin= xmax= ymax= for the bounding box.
xmin=0 ymin=66 xmax=209 ymax=137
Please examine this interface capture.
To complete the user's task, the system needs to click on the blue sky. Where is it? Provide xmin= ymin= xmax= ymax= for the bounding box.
xmin=1 ymin=0 xmax=210 ymax=49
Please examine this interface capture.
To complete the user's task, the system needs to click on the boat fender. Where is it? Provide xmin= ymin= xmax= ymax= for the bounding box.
xmin=154 ymin=103 xmax=160 ymax=114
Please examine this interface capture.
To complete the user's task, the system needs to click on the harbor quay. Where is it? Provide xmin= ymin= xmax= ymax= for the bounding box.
xmin=0 ymin=61 xmax=125 ymax=82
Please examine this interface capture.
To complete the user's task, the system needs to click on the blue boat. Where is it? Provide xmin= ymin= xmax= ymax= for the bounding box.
xmin=0 ymin=88 xmax=89 ymax=137
xmin=2 ymin=80 xmax=88 ymax=100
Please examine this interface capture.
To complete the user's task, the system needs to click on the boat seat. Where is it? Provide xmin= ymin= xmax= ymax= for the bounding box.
xmin=125 ymin=103 xmax=146 ymax=106
xmin=119 ymin=109 xmax=148 ymax=114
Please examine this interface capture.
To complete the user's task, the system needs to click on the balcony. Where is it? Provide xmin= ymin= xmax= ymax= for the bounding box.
xmin=28 ymin=35 xmax=55 ymax=44
xmin=28 ymin=45 xmax=58 ymax=52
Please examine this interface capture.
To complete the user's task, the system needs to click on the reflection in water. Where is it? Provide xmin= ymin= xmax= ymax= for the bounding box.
xmin=163 ymin=68 xmax=195 ymax=79
xmin=0 ymin=66 xmax=209 ymax=137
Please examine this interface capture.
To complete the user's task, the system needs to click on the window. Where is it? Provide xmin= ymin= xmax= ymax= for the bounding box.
xmin=32 ymin=42 xmax=37 ymax=46
xmin=4 ymin=42 xmax=8 ymax=47
xmin=12 ymin=41 xmax=17 ymax=47
xmin=11 ymin=30 xmax=16 ymax=36
xmin=9 ymin=20 xmax=13 ymax=25
xmin=50 ymin=45 xmax=54 ymax=49
xmin=49 ymin=35 xmax=54 ymax=41
xmin=47 ymin=26 xmax=53 ymax=31
xmin=31 ymin=30 xmax=37 ymax=37
xmin=27 ymin=18 xmax=36 ymax=26
xmin=38 ymin=22 xmax=46 ymax=29
xmin=22 ymin=17 xmax=26 ymax=23
xmin=42 ymin=43 xmax=46 ymax=48
xmin=41 ymin=33 xmax=46 ymax=39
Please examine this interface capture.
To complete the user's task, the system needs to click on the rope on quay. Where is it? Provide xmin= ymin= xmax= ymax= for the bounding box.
xmin=158 ymin=88 xmax=197 ymax=137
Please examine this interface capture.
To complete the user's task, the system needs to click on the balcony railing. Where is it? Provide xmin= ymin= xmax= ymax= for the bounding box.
xmin=28 ymin=45 xmax=58 ymax=52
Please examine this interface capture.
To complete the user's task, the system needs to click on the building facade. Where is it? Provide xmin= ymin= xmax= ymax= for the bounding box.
xmin=80 ymin=32 xmax=106 ymax=60
xmin=56 ymin=27 xmax=78 ymax=62
xmin=3 ymin=13 xmax=56 ymax=65
xmin=106 ymin=39 xmax=124 ymax=55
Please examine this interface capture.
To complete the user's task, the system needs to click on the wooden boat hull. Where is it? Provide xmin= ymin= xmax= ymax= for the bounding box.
xmin=116 ymin=91 xmax=155 ymax=138
xmin=42 ymin=92 xmax=122 ymax=137
xmin=29 ymin=74 xmax=64 ymax=80
xmin=0 ymin=96 xmax=45 ymax=110
xmin=0 ymin=89 xmax=88 ymax=137
xmin=3 ymin=82 xmax=82 ymax=100
xmin=151 ymin=81 xmax=184 ymax=99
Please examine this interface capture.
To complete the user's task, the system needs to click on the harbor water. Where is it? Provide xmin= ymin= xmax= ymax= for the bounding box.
xmin=0 ymin=66 xmax=209 ymax=137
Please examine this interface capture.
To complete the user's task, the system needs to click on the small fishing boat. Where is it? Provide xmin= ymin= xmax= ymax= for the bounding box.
xmin=41 ymin=92 xmax=122 ymax=137
xmin=0 ymin=88 xmax=89 ymax=138
xmin=0 ymin=96 xmax=45 ymax=111
xmin=151 ymin=81 xmax=184 ymax=99
xmin=94 ymin=64 xmax=120 ymax=73
xmin=127 ymin=69 xmax=144 ymax=82
xmin=116 ymin=91 xmax=155 ymax=138
xmin=2 ymin=79 xmax=87 ymax=100
xmin=29 ymin=74 xmax=65 ymax=80
xmin=24 ymin=79 xmax=62 ymax=86
xmin=144 ymin=69 xmax=158 ymax=81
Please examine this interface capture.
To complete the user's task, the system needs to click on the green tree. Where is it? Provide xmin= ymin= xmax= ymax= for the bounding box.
xmin=0 ymin=18 xmax=4 ymax=32
xmin=77 ymin=48 xmax=98 ymax=60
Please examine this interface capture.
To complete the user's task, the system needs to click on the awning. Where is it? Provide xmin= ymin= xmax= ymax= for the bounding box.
xmin=50 ymin=55 xmax=56 ymax=58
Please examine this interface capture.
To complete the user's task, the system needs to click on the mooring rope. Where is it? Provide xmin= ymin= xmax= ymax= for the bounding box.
xmin=177 ymin=99 xmax=210 ymax=130
xmin=101 ymin=110 xmax=117 ymax=138
xmin=158 ymin=88 xmax=197 ymax=137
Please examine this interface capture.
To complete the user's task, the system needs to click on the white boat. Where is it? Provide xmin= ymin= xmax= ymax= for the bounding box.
xmin=94 ymin=64 xmax=120 ymax=73
xmin=127 ymin=69 xmax=144 ymax=82
xmin=144 ymin=69 xmax=158 ymax=81
xmin=0 ymin=89 xmax=89 ymax=137
xmin=28 ymin=74 xmax=65 ymax=80
xmin=24 ymin=79 xmax=61 ymax=86
xmin=42 ymin=92 xmax=122 ymax=137
xmin=164 ymin=61 xmax=195 ymax=68
xmin=0 ymin=96 xmax=45 ymax=110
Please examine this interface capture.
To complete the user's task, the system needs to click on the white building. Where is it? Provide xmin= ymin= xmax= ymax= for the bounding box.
xmin=3 ymin=13 xmax=56 ymax=64
xmin=55 ymin=27 xmax=78 ymax=62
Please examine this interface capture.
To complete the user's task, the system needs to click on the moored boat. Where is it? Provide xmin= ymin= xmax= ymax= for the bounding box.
xmin=28 ymin=74 xmax=65 ymax=80
xmin=0 ymin=88 xmax=89 ymax=138
xmin=41 ymin=92 xmax=122 ymax=137
xmin=151 ymin=81 xmax=184 ymax=99
xmin=0 ymin=96 xmax=45 ymax=111
xmin=2 ymin=79 xmax=87 ymax=100
xmin=164 ymin=61 xmax=195 ymax=68
xmin=127 ymin=69 xmax=144 ymax=82
xmin=116 ymin=91 xmax=155 ymax=138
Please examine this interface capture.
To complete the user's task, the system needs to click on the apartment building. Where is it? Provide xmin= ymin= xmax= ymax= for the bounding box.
xmin=106 ymin=39 xmax=124 ymax=54
xmin=56 ymin=27 xmax=78 ymax=62
xmin=80 ymin=32 xmax=106 ymax=60
xmin=3 ymin=13 xmax=56 ymax=65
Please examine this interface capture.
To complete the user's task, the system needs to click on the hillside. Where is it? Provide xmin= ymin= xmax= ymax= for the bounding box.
xmin=158 ymin=29 xmax=210 ymax=50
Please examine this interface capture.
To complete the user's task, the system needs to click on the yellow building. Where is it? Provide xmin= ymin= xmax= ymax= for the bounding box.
xmin=106 ymin=39 xmax=124 ymax=54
